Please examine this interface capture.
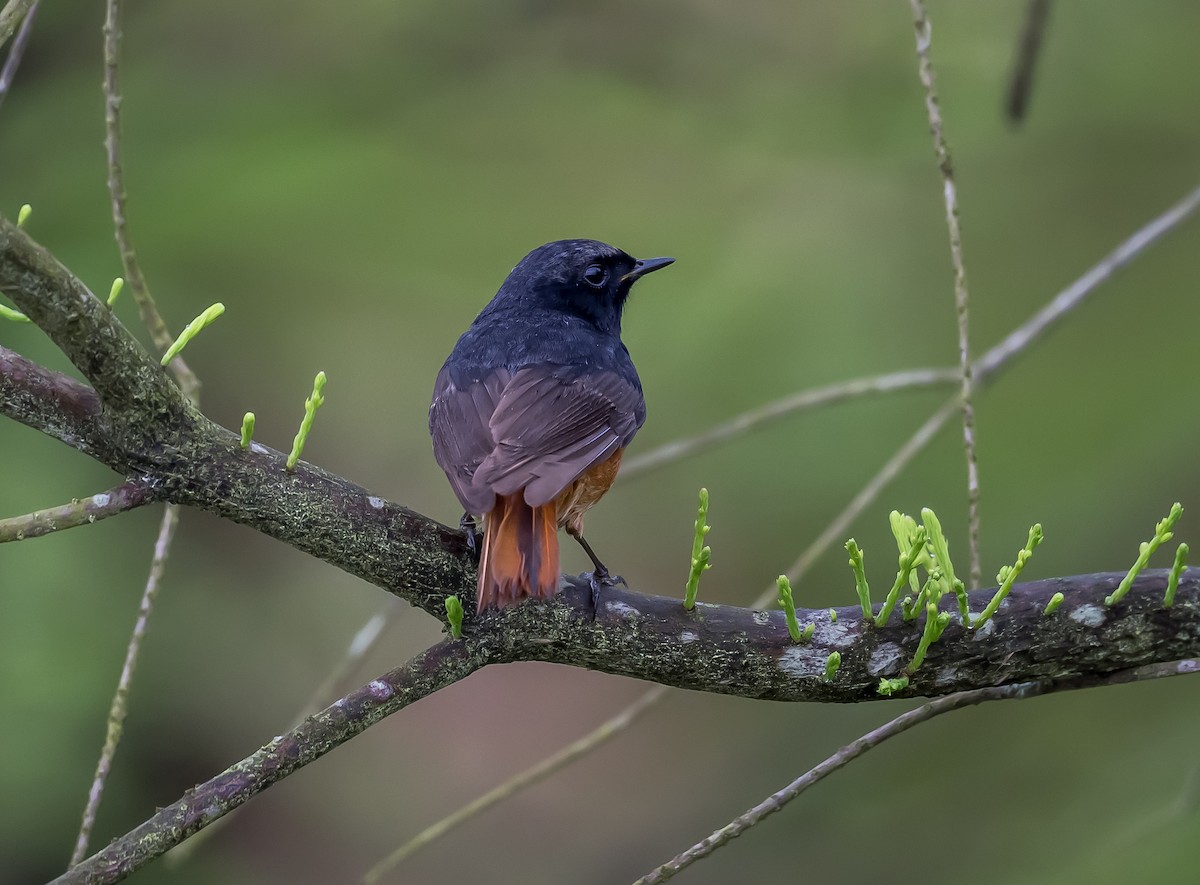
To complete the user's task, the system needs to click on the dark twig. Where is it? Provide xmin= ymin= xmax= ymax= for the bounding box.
xmin=55 ymin=638 xmax=489 ymax=885
xmin=0 ymin=0 xmax=35 ymax=111
xmin=1006 ymin=0 xmax=1053 ymax=124
xmin=0 ymin=478 xmax=158 ymax=542
xmin=634 ymin=659 xmax=1199 ymax=884
xmin=52 ymin=566 xmax=1200 ymax=885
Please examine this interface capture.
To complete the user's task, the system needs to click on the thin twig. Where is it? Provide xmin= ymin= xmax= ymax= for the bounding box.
xmin=68 ymin=503 xmax=180 ymax=867
xmin=56 ymin=638 xmax=488 ymax=885
xmin=0 ymin=478 xmax=156 ymax=542
xmin=67 ymin=6 xmax=202 ymax=865
xmin=102 ymin=0 xmax=199 ymax=397
xmin=622 ymin=367 xmax=959 ymax=478
xmin=634 ymin=660 xmax=1199 ymax=884
xmin=362 ymin=685 xmax=669 ymax=883
xmin=909 ymin=0 xmax=982 ymax=589
xmin=766 ymin=396 xmax=960 ymax=607
xmin=1006 ymin=0 xmax=1053 ymax=124
xmin=621 ymin=183 xmax=1200 ymax=481
xmin=164 ymin=604 xmax=404 ymax=868
xmin=358 ymin=182 xmax=1200 ymax=871
xmin=975 ymin=183 xmax=1200 ymax=380
xmin=0 ymin=0 xmax=35 ymax=111
xmin=0 ymin=0 xmax=36 ymax=46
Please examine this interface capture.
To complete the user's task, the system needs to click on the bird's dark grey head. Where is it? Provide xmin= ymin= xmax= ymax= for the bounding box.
xmin=487 ymin=239 xmax=674 ymax=335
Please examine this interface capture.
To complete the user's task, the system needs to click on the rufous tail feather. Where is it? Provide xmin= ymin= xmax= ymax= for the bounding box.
xmin=478 ymin=494 xmax=559 ymax=610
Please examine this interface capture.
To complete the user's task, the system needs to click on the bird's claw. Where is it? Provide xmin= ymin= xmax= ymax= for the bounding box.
xmin=460 ymin=512 xmax=483 ymax=564
xmin=586 ymin=568 xmax=626 ymax=611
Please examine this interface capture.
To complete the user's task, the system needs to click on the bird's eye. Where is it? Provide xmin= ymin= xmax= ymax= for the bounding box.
xmin=583 ymin=264 xmax=608 ymax=288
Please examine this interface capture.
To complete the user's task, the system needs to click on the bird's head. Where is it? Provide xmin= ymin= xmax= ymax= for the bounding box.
xmin=493 ymin=239 xmax=674 ymax=334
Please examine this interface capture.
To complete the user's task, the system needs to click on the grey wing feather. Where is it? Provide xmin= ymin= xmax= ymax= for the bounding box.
xmin=429 ymin=366 xmax=510 ymax=514
xmin=476 ymin=367 xmax=643 ymax=507
xmin=431 ymin=364 xmax=643 ymax=513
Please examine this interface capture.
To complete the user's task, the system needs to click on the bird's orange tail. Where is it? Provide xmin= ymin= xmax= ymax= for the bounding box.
xmin=478 ymin=494 xmax=559 ymax=610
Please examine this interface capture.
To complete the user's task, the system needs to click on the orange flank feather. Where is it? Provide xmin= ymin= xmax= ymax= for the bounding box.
xmin=478 ymin=494 xmax=560 ymax=611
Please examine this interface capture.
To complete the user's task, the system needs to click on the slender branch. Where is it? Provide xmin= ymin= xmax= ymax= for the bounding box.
xmin=55 ymin=638 xmax=490 ymax=885
xmin=1006 ymin=0 xmax=1053 ymax=124
xmin=772 ymin=397 xmax=959 ymax=604
xmin=68 ymin=504 xmax=179 ymax=866
xmin=0 ymin=0 xmax=36 ymax=46
xmin=101 ymin=0 xmax=199 ymax=397
xmin=362 ymin=685 xmax=669 ymax=882
xmin=634 ymin=659 xmax=1199 ymax=884
xmin=909 ymin=0 xmax=982 ymax=589
xmin=0 ymin=478 xmax=157 ymax=542
xmin=620 ymin=183 xmax=1200 ymax=481
xmin=0 ymin=0 xmax=35 ymax=110
xmin=622 ymin=367 xmax=959 ymax=478
xmin=975 ymin=183 xmax=1200 ymax=380
xmin=161 ymin=604 xmax=404 ymax=867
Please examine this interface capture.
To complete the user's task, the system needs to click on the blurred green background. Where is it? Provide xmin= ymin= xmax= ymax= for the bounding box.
xmin=3 ymin=1 xmax=1199 ymax=883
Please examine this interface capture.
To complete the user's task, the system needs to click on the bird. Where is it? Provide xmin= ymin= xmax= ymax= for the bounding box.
xmin=429 ymin=239 xmax=674 ymax=611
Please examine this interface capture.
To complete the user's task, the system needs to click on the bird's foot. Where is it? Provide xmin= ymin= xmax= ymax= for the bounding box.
xmin=460 ymin=512 xmax=483 ymax=564
xmin=586 ymin=567 xmax=627 ymax=612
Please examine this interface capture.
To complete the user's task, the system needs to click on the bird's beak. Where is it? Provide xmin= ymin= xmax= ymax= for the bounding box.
xmin=623 ymin=256 xmax=675 ymax=283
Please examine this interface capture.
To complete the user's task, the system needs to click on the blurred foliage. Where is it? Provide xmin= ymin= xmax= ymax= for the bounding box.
xmin=2 ymin=2 xmax=1199 ymax=883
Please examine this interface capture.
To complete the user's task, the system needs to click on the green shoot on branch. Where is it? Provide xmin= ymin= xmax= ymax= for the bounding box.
xmin=444 ymin=595 xmax=464 ymax=639
xmin=907 ymin=601 xmax=951 ymax=673
xmin=286 ymin=371 xmax=327 ymax=472
xmin=974 ymin=524 xmax=1043 ymax=628
xmin=1043 ymin=592 xmax=1065 ymax=615
xmin=776 ymin=576 xmax=803 ymax=643
xmin=0 ymin=302 xmax=30 ymax=322
xmin=845 ymin=539 xmax=872 ymax=619
xmin=921 ymin=507 xmax=959 ymax=594
xmin=240 ymin=412 xmax=255 ymax=449
xmin=160 ymin=302 xmax=225 ymax=366
xmin=801 ymin=622 xmax=815 ymax=642
xmin=889 ymin=511 xmax=926 ymax=597
xmin=17 ymin=203 xmax=31 ymax=227
xmin=1106 ymin=503 xmax=1184 ymax=606
xmin=829 ymin=608 xmax=837 ymax=623
xmin=878 ymin=676 xmax=909 ymax=696
xmin=107 ymin=277 xmax=124 ymax=307
xmin=683 ymin=488 xmax=711 ymax=610
xmin=824 ymin=652 xmax=841 ymax=683
xmin=874 ymin=526 xmax=927 ymax=628
xmin=903 ymin=573 xmax=939 ymax=621
xmin=1165 ymin=543 xmax=1189 ymax=608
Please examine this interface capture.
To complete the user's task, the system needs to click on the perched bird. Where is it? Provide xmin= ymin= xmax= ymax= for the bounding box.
xmin=429 ymin=239 xmax=673 ymax=610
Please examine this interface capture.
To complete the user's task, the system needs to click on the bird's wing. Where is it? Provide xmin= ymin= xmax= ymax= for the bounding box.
xmin=477 ymin=365 xmax=644 ymax=507
xmin=429 ymin=365 xmax=511 ymax=515
xmin=431 ymin=364 xmax=644 ymax=513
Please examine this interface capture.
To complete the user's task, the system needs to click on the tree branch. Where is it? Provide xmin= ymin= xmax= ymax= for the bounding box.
xmin=0 ymin=345 xmax=109 ymax=457
xmin=57 ymin=637 xmax=489 ymax=885
xmin=635 ymin=658 xmax=1199 ymax=884
xmin=0 ymin=218 xmax=193 ymax=423
xmin=0 ymin=0 xmax=36 ymax=46
xmin=6 ymin=209 xmax=1200 ymax=883
xmin=3 ymin=214 xmax=1200 ymax=695
xmin=0 ymin=478 xmax=157 ymax=542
